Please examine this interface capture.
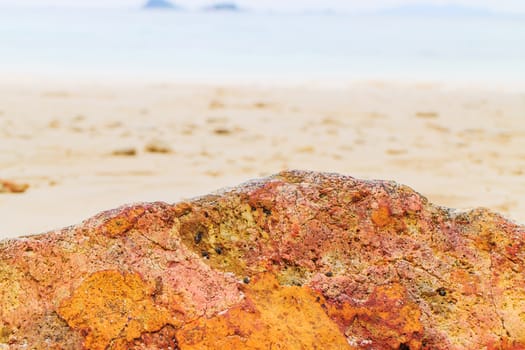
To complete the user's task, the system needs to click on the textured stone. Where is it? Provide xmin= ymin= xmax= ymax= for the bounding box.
xmin=0 ymin=170 xmax=524 ymax=349
xmin=57 ymin=270 xmax=171 ymax=350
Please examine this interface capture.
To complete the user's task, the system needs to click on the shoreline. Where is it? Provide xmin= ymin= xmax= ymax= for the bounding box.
xmin=3 ymin=71 xmax=525 ymax=92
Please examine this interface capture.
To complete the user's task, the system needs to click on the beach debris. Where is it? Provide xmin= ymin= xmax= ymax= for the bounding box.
xmin=144 ymin=139 xmax=173 ymax=154
xmin=111 ymin=147 xmax=137 ymax=156
xmin=0 ymin=170 xmax=523 ymax=348
xmin=0 ymin=179 xmax=29 ymax=193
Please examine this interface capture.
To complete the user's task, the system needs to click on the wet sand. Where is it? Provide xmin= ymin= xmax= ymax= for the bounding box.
xmin=1 ymin=78 xmax=524 ymax=238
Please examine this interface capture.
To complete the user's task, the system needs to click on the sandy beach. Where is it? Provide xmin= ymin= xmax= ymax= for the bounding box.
xmin=1 ymin=78 xmax=524 ymax=238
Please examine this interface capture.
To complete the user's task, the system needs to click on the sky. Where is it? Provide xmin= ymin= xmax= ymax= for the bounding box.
xmin=0 ymin=0 xmax=523 ymax=14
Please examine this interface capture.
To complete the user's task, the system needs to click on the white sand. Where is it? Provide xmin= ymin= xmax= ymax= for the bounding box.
xmin=1 ymin=78 xmax=524 ymax=238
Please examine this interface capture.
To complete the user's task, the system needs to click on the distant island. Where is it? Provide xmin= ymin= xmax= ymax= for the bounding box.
xmin=143 ymin=0 xmax=179 ymax=10
xmin=204 ymin=2 xmax=241 ymax=12
xmin=377 ymin=4 xmax=495 ymax=17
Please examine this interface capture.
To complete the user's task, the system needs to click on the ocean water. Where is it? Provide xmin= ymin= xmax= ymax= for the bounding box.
xmin=0 ymin=8 xmax=524 ymax=83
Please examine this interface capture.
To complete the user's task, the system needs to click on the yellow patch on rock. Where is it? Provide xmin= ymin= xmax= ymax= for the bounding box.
xmin=58 ymin=270 xmax=171 ymax=350
xmin=177 ymin=273 xmax=352 ymax=349
xmin=0 ymin=263 xmax=22 ymax=316
xmin=99 ymin=207 xmax=146 ymax=237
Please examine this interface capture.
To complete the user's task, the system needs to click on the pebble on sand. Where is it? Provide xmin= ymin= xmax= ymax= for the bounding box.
xmin=0 ymin=180 xmax=29 ymax=194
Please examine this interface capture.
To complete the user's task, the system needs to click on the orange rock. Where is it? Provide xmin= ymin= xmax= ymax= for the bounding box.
xmin=327 ymin=283 xmax=423 ymax=349
xmin=97 ymin=206 xmax=146 ymax=237
xmin=57 ymin=270 xmax=172 ymax=350
xmin=0 ymin=179 xmax=29 ymax=193
xmin=177 ymin=273 xmax=351 ymax=349
xmin=0 ymin=171 xmax=524 ymax=349
xmin=371 ymin=204 xmax=392 ymax=227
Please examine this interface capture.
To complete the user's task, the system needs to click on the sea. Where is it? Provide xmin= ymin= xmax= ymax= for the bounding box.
xmin=0 ymin=7 xmax=524 ymax=84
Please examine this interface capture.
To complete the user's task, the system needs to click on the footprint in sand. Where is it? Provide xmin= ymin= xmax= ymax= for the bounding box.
xmin=386 ymin=149 xmax=408 ymax=156
xmin=73 ymin=114 xmax=86 ymax=122
xmin=209 ymin=100 xmax=225 ymax=109
xmin=145 ymin=139 xmax=173 ymax=154
xmin=253 ymin=102 xmax=270 ymax=109
xmin=206 ymin=117 xmax=229 ymax=124
xmin=339 ymin=145 xmax=353 ymax=152
xmin=204 ymin=170 xmax=222 ymax=177
xmin=213 ymin=128 xmax=232 ymax=135
xmin=415 ymin=112 xmax=439 ymax=119
xmin=106 ymin=121 xmax=123 ymax=129
xmin=320 ymin=117 xmax=342 ymax=126
xmin=425 ymin=122 xmax=450 ymax=133
xmin=48 ymin=119 xmax=61 ymax=129
xmin=112 ymin=147 xmax=137 ymax=157
xmin=296 ymin=146 xmax=315 ymax=154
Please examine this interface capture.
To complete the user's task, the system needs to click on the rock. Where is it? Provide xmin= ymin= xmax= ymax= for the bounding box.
xmin=0 ymin=170 xmax=523 ymax=349
xmin=0 ymin=180 xmax=29 ymax=193
xmin=144 ymin=139 xmax=173 ymax=154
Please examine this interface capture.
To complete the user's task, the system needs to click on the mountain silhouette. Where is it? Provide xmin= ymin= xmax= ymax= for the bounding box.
xmin=143 ymin=0 xmax=179 ymax=10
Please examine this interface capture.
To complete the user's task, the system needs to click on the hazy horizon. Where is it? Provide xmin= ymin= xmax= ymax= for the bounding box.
xmin=0 ymin=0 xmax=524 ymax=14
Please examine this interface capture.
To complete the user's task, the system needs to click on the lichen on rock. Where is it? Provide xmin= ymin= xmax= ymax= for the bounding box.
xmin=0 ymin=170 xmax=524 ymax=349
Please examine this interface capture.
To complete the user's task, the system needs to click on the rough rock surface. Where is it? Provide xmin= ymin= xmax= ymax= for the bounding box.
xmin=0 ymin=170 xmax=524 ymax=349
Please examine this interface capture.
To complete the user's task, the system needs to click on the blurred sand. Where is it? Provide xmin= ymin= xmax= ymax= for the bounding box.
xmin=1 ymin=79 xmax=524 ymax=238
